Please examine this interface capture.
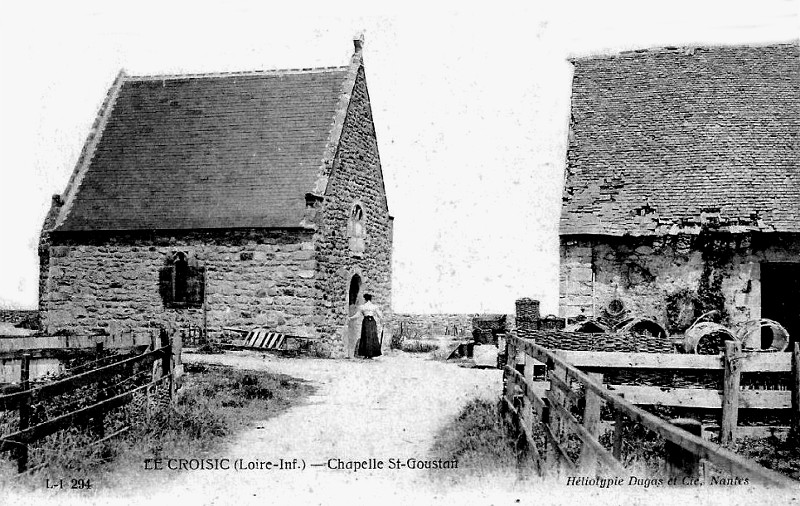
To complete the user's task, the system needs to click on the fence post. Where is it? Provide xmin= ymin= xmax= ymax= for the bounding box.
xmin=721 ymin=340 xmax=742 ymax=447
xmin=93 ymin=342 xmax=105 ymax=438
xmin=612 ymin=394 xmax=625 ymax=461
xmin=665 ymin=418 xmax=702 ymax=479
xmin=504 ymin=338 xmax=517 ymax=410
xmin=579 ymin=372 xmax=603 ymax=471
xmin=160 ymin=330 xmax=173 ymax=400
xmin=522 ymin=353 xmax=534 ymax=436
xmin=16 ymin=353 xmax=31 ymax=473
xmin=545 ymin=363 xmax=567 ymax=473
xmin=172 ymin=327 xmax=183 ymax=391
xmin=791 ymin=342 xmax=800 ymax=443
xmin=542 ymin=396 xmax=554 ymax=470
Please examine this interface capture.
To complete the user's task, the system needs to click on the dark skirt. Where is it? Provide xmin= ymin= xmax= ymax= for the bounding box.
xmin=357 ymin=316 xmax=382 ymax=358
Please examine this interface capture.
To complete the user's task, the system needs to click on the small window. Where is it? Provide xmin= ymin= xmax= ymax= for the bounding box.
xmin=347 ymin=203 xmax=366 ymax=256
xmin=159 ymin=252 xmax=205 ymax=308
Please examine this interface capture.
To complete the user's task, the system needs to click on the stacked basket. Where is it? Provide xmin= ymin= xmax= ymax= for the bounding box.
xmin=515 ymin=298 xmax=540 ymax=339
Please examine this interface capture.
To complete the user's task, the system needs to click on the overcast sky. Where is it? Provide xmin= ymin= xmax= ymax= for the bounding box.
xmin=0 ymin=1 xmax=797 ymax=314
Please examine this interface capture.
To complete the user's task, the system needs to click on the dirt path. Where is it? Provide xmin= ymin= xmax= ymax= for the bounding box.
xmin=155 ymin=351 xmax=526 ymax=504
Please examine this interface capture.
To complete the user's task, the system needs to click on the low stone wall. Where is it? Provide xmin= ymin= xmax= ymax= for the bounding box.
xmin=0 ymin=310 xmax=39 ymax=325
xmin=393 ymin=313 xmax=515 ymax=338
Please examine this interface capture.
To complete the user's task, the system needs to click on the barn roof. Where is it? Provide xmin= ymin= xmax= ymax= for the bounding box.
xmin=54 ymin=45 xmax=364 ymax=232
xmin=561 ymin=43 xmax=800 ymax=237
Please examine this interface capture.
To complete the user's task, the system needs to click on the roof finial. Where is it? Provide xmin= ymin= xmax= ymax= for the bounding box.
xmin=353 ymin=32 xmax=364 ymax=52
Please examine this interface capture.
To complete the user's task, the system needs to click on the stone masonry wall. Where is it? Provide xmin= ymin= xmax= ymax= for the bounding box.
xmin=315 ymin=66 xmax=393 ymax=357
xmin=393 ymin=314 xmax=474 ymax=337
xmin=392 ymin=313 xmax=516 ymax=338
xmin=42 ymin=229 xmax=322 ymax=339
xmin=559 ymin=233 xmax=800 ymax=332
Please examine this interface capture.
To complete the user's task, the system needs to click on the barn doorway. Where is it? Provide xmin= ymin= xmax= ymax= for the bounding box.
xmin=761 ymin=263 xmax=800 ymax=347
xmin=346 ymin=274 xmax=362 ymax=358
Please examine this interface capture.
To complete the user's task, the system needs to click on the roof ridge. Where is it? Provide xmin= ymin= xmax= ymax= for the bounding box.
xmin=568 ymin=40 xmax=799 ymax=63
xmin=126 ymin=65 xmax=349 ymax=81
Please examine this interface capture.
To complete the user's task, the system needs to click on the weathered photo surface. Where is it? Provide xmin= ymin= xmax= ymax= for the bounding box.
xmin=0 ymin=1 xmax=798 ymax=505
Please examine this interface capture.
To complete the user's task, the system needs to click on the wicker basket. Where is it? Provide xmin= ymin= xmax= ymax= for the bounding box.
xmin=539 ymin=315 xmax=566 ymax=330
xmin=472 ymin=328 xmax=495 ymax=345
xmin=527 ymin=329 xmax=673 ymax=354
xmin=736 ymin=319 xmax=790 ymax=351
xmin=472 ymin=314 xmax=507 ymax=332
xmin=515 ymin=298 xmax=540 ymax=321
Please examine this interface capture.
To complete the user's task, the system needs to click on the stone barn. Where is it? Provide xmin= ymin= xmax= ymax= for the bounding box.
xmin=559 ymin=43 xmax=799 ymax=339
xmin=38 ymin=37 xmax=393 ymax=357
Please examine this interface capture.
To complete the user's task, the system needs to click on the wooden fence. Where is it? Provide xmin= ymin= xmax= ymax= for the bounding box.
xmin=0 ymin=331 xmax=180 ymax=473
xmin=501 ymin=332 xmax=798 ymax=487
xmin=0 ymin=332 xmax=152 ymax=384
xmin=554 ymin=341 xmax=799 ymax=443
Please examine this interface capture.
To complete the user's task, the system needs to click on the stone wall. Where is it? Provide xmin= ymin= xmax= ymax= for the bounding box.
xmin=0 ymin=310 xmax=39 ymax=325
xmin=314 ymin=65 xmax=394 ymax=356
xmin=42 ymin=229 xmax=323 ymax=339
xmin=392 ymin=313 xmax=516 ymax=338
xmin=559 ymin=233 xmax=800 ymax=332
xmin=393 ymin=314 xmax=474 ymax=337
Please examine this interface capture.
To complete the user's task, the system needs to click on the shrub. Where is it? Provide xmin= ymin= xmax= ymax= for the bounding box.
xmin=401 ymin=340 xmax=439 ymax=353
xmin=390 ymin=330 xmax=405 ymax=350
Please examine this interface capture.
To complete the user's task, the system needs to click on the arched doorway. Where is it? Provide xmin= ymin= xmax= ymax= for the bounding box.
xmin=345 ymin=274 xmax=362 ymax=358
xmin=348 ymin=274 xmax=362 ymax=310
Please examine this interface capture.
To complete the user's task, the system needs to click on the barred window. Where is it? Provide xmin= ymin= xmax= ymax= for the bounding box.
xmin=159 ymin=252 xmax=205 ymax=308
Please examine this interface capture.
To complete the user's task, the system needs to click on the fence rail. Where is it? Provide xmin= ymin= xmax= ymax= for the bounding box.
xmin=0 ymin=330 xmax=180 ymax=473
xmin=0 ymin=333 xmax=153 ymax=385
xmin=501 ymin=333 xmax=798 ymax=488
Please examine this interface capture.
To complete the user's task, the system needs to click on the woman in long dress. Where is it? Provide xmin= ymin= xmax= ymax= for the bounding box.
xmin=349 ymin=293 xmax=383 ymax=358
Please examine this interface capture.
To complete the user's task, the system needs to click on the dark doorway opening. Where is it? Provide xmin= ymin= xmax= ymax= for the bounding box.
xmin=348 ymin=274 xmax=362 ymax=309
xmin=346 ymin=274 xmax=363 ymax=358
xmin=761 ymin=263 xmax=800 ymax=347
xmin=348 ymin=273 xmax=363 ymax=329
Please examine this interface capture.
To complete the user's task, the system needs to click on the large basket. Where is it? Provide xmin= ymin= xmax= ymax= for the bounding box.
xmin=735 ymin=319 xmax=790 ymax=352
xmin=683 ymin=322 xmax=737 ymax=354
xmin=515 ymin=298 xmax=540 ymax=321
xmin=472 ymin=314 xmax=507 ymax=332
xmin=539 ymin=315 xmax=566 ymax=331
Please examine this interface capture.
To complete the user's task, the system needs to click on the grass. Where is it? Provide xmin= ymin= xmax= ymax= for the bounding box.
xmin=428 ymin=398 xmax=521 ymax=485
xmin=733 ymin=434 xmax=800 ymax=480
xmin=0 ymin=362 xmax=314 ymax=490
xmin=426 ymin=397 xmax=674 ymax=485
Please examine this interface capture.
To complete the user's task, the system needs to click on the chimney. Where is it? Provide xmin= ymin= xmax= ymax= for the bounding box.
xmin=353 ymin=33 xmax=364 ymax=52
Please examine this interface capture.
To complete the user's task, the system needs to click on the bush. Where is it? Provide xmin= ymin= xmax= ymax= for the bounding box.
xmin=390 ymin=331 xmax=405 ymax=350
xmin=401 ymin=340 xmax=439 ymax=353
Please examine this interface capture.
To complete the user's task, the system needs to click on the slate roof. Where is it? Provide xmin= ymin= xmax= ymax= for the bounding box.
xmin=54 ymin=64 xmax=356 ymax=232
xmin=561 ymin=43 xmax=800 ymax=237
